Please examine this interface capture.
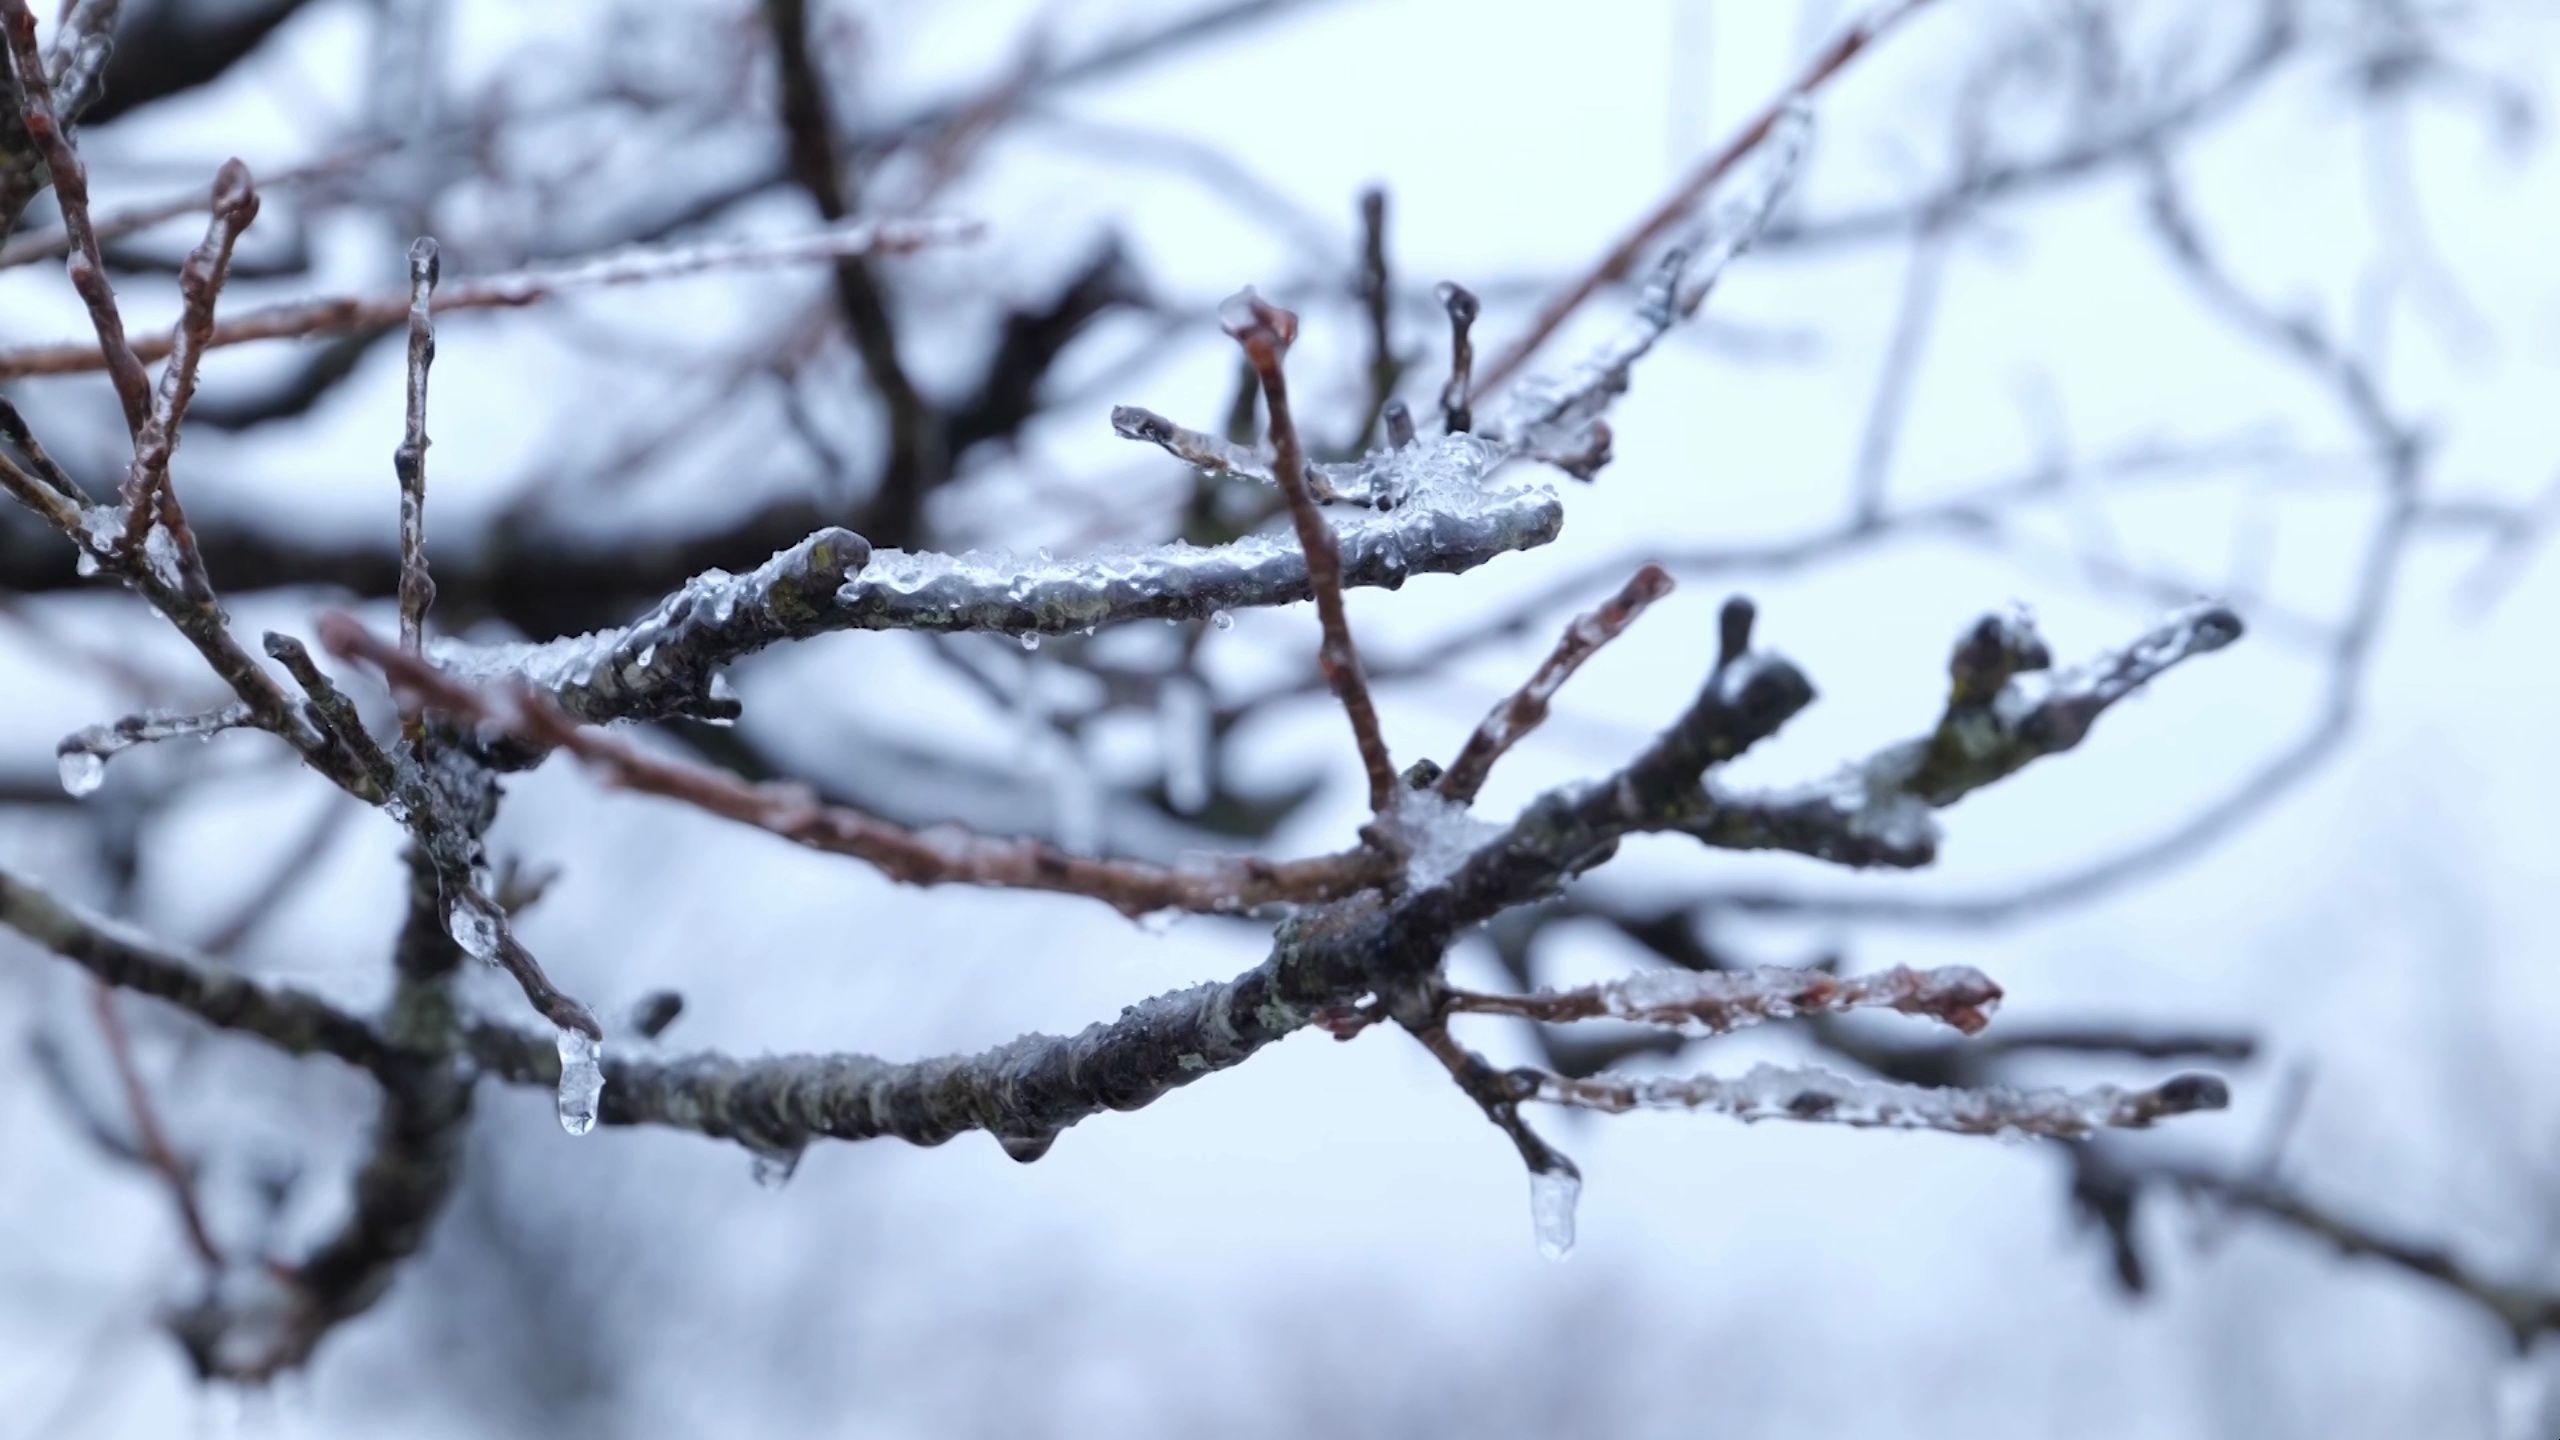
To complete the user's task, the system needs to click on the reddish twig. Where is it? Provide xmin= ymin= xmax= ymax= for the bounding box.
xmin=88 ymin=982 xmax=227 ymax=1274
xmin=1437 ymin=563 xmax=1675 ymax=802
xmin=1222 ymin=291 xmax=1399 ymax=813
xmin=119 ymin=160 xmax=260 ymax=567
xmin=1473 ymin=0 xmax=1937 ymax=398
xmin=317 ymin=613 xmax=1391 ymax=917
xmin=1 ymin=0 xmax=153 ymax=435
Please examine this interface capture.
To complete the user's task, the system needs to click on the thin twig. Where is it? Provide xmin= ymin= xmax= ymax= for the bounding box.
xmin=395 ymin=236 xmax=440 ymax=733
xmin=88 ymin=982 xmax=227 ymax=1274
xmin=322 ymin=612 xmax=1392 ymax=917
xmin=0 ymin=0 xmax=153 ymax=432
xmin=1475 ymin=0 xmax=1938 ymax=398
xmin=119 ymin=159 xmax=259 ymax=569
xmin=0 ymin=218 xmax=979 ymax=379
xmin=1436 ymin=281 xmax=1477 ymax=434
xmin=1223 ymin=290 xmax=1399 ymax=813
xmin=1437 ymin=563 xmax=1674 ymax=803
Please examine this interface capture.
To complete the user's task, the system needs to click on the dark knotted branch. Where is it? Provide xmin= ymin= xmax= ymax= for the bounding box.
xmin=1224 ymin=290 xmax=1399 ymax=813
xmin=395 ymin=237 xmax=440 ymax=669
xmin=183 ymin=850 xmax=478 ymax=1381
xmin=1 ymin=0 xmax=152 ymax=434
xmin=1436 ymin=563 xmax=1674 ymax=804
xmin=0 ymin=865 xmax=393 ymax=1069
xmin=1475 ymin=0 xmax=1938 ymax=397
xmin=118 ymin=160 xmax=259 ymax=563
xmin=0 ymin=219 xmax=978 ymax=379
xmin=327 ymin=613 xmax=1391 ymax=919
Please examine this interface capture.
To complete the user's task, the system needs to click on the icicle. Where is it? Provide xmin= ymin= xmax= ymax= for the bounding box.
xmin=55 ymin=749 xmax=104 ymax=798
xmin=1529 ymin=1165 xmax=1581 ymax=1261
xmin=997 ymin=1130 xmax=1057 ymax=1164
xmin=747 ymin=1141 xmax=804 ymax=1189
xmin=554 ymin=1027 xmax=604 ymax=1136
xmin=445 ymin=897 xmax=499 ymax=961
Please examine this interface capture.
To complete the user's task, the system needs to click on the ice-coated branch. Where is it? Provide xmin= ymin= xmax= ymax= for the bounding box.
xmin=1670 ymin=603 xmax=2246 ymax=869
xmin=1436 ymin=563 xmax=1674 ymax=803
xmin=395 ymin=236 xmax=440 ymax=669
xmin=1475 ymin=0 xmax=1934 ymax=396
xmin=0 ymin=217 xmax=982 ymax=379
xmin=118 ymin=159 xmax=259 ymax=562
xmin=1 ymin=0 xmax=151 ymax=433
xmin=439 ymin=449 xmax=1559 ymax=724
xmin=1535 ymin=1061 xmax=2228 ymax=1137
xmin=1482 ymin=102 xmax=1810 ymax=479
xmin=327 ymin=614 xmax=1392 ymax=917
xmin=0 ymin=864 xmax=392 ymax=1069
xmin=53 ymin=701 xmax=257 ymax=796
xmin=1225 ymin=289 xmax=1400 ymax=812
xmin=1447 ymin=962 xmax=2003 ymax=1037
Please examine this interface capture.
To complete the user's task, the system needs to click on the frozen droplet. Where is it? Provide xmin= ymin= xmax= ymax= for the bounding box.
xmin=1135 ymin=908 xmax=1182 ymax=936
xmin=997 ymin=1130 xmax=1057 ymax=1164
xmin=636 ymin=643 xmax=657 ymax=668
xmin=445 ymin=897 xmax=499 ymax=961
xmin=1530 ymin=1165 xmax=1581 ymax=1261
xmin=1209 ymin=610 xmax=1233 ymax=631
xmin=1018 ymin=631 xmax=1042 ymax=651
xmin=748 ymin=1142 xmax=803 ymax=1188
xmin=554 ymin=1027 xmax=604 ymax=1137
xmin=55 ymin=749 xmax=104 ymax=798
xmin=74 ymin=549 xmax=101 ymax=578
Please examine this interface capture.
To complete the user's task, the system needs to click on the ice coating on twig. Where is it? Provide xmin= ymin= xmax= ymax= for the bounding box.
xmin=1538 ymin=1062 xmax=2229 ymax=1138
xmin=54 ymin=702 xmax=257 ymax=796
xmin=834 ymin=439 xmax=1553 ymax=636
xmin=1454 ymin=963 xmax=2002 ymax=1036
xmin=433 ymin=438 xmax=1557 ymax=726
xmin=1485 ymin=101 xmax=1814 ymax=473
